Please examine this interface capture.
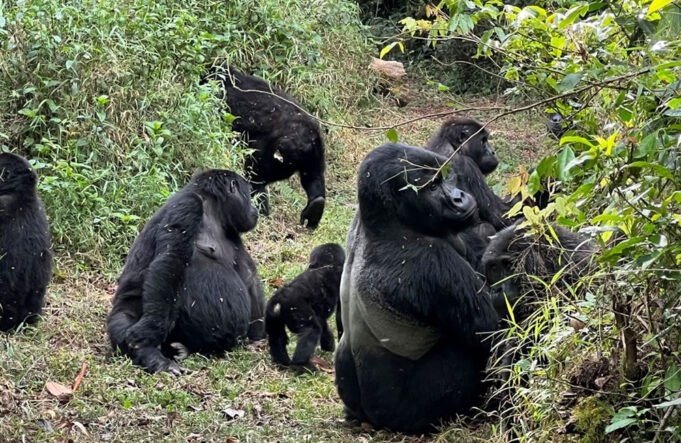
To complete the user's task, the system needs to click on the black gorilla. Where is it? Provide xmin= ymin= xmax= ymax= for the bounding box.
xmin=211 ymin=66 xmax=326 ymax=229
xmin=0 ymin=153 xmax=52 ymax=331
xmin=265 ymin=243 xmax=345 ymax=370
xmin=107 ymin=170 xmax=265 ymax=374
xmin=335 ymin=144 xmax=498 ymax=433
xmin=482 ymin=222 xmax=597 ymax=320
xmin=426 ymin=116 xmax=498 ymax=175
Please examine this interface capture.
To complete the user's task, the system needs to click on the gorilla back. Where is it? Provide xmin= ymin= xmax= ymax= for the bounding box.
xmin=335 ymin=144 xmax=498 ymax=433
xmin=0 ymin=153 xmax=52 ymax=331
xmin=212 ymin=66 xmax=326 ymax=229
xmin=107 ymin=170 xmax=265 ymax=374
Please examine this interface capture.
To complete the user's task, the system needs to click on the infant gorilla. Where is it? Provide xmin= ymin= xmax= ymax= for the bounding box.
xmin=265 ymin=243 xmax=345 ymax=370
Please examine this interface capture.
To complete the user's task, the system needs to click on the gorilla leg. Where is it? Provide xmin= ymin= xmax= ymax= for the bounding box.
xmin=246 ymin=154 xmax=298 ymax=216
xmin=266 ymin=309 xmax=291 ymax=366
xmin=335 ymin=299 xmax=344 ymax=339
xmin=335 ymin=339 xmax=368 ymax=422
xmin=320 ymin=319 xmax=335 ymax=352
xmin=299 ymin=169 xmax=325 ymax=229
xmin=290 ymin=318 xmax=321 ymax=369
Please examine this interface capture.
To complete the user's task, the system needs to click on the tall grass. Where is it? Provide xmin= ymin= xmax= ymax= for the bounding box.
xmin=0 ymin=0 xmax=373 ymax=269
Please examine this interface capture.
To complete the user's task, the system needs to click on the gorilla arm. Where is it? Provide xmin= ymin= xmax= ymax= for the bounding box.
xmin=125 ymin=195 xmax=203 ymax=350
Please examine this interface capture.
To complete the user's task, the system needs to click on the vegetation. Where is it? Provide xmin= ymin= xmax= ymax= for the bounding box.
xmin=387 ymin=0 xmax=681 ymax=440
xmin=2 ymin=0 xmax=680 ymax=440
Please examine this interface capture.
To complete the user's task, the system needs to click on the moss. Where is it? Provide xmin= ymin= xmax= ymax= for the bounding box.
xmin=572 ymin=396 xmax=615 ymax=443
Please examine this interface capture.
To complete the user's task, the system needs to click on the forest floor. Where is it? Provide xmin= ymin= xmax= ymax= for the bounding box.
xmin=0 ymin=86 xmax=548 ymax=442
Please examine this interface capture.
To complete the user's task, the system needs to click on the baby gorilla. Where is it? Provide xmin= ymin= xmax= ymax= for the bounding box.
xmin=265 ymin=243 xmax=345 ymax=370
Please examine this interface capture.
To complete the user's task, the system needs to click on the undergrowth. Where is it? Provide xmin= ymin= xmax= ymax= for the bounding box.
xmin=0 ymin=0 xmax=373 ymax=270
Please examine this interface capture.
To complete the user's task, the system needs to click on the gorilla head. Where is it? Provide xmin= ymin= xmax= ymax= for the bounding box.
xmin=426 ymin=116 xmax=498 ymax=175
xmin=358 ymin=144 xmax=477 ymax=236
xmin=190 ymin=170 xmax=258 ymax=233
xmin=0 ymin=153 xmax=38 ymax=213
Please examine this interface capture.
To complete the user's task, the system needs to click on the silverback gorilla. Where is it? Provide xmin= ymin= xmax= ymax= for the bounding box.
xmin=335 ymin=144 xmax=498 ymax=433
xmin=0 ymin=153 xmax=52 ymax=331
xmin=212 ymin=66 xmax=326 ymax=229
xmin=266 ymin=243 xmax=345 ymax=370
xmin=107 ymin=170 xmax=265 ymax=374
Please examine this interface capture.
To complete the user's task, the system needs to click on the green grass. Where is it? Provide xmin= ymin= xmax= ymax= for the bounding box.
xmin=0 ymin=93 xmax=547 ymax=441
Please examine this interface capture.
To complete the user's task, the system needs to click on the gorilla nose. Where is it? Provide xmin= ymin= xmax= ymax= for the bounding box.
xmin=451 ymin=188 xmax=465 ymax=204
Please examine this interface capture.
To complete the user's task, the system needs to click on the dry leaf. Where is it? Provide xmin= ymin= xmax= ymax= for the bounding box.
xmin=311 ymin=356 xmax=334 ymax=373
xmin=360 ymin=422 xmax=374 ymax=432
xmin=72 ymin=362 xmax=88 ymax=392
xmin=223 ymin=407 xmax=245 ymax=420
xmin=225 ymin=437 xmax=239 ymax=443
xmin=45 ymin=381 xmax=73 ymax=402
xmin=268 ymin=276 xmax=283 ymax=289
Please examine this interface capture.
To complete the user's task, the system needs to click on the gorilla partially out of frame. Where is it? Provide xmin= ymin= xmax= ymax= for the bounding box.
xmin=210 ymin=66 xmax=326 ymax=229
xmin=107 ymin=170 xmax=265 ymax=374
xmin=426 ymin=116 xmax=498 ymax=175
xmin=482 ymin=222 xmax=597 ymax=320
xmin=335 ymin=144 xmax=498 ymax=433
xmin=0 ymin=153 xmax=52 ymax=331
xmin=265 ymin=243 xmax=345 ymax=370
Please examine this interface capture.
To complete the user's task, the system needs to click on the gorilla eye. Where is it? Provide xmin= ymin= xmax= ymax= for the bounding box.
xmin=429 ymin=181 xmax=439 ymax=191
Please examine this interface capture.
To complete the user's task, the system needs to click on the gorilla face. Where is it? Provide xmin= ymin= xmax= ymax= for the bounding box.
xmin=193 ymin=170 xmax=258 ymax=233
xmin=458 ymin=125 xmax=498 ymax=175
xmin=359 ymin=144 xmax=477 ymax=237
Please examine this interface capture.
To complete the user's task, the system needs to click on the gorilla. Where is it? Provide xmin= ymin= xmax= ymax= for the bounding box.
xmin=426 ymin=116 xmax=498 ymax=175
xmin=482 ymin=222 xmax=597 ymax=320
xmin=210 ymin=66 xmax=326 ymax=229
xmin=335 ymin=143 xmax=498 ymax=433
xmin=107 ymin=170 xmax=265 ymax=374
xmin=265 ymin=243 xmax=345 ymax=370
xmin=0 ymin=153 xmax=52 ymax=331
xmin=547 ymin=111 xmax=566 ymax=138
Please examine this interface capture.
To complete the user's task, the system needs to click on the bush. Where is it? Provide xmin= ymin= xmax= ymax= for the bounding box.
xmin=0 ymin=0 xmax=372 ymax=269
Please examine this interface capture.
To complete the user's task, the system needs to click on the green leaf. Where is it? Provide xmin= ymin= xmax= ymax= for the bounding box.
xmin=655 ymin=396 xmax=681 ymax=408
xmin=663 ymin=108 xmax=681 ymax=117
xmin=386 ymin=128 xmax=398 ymax=143
xmin=556 ymin=147 xmax=575 ymax=181
xmin=625 ymin=162 xmax=674 ymax=180
xmin=555 ymin=73 xmax=583 ymax=92
xmin=558 ymin=5 xmax=588 ymax=29
xmin=605 ymin=418 xmax=637 ymax=434
xmin=634 ymin=133 xmax=657 ymax=158
xmin=664 ymin=364 xmax=681 ymax=392
xmin=560 ymin=136 xmax=595 ymax=149
xmin=649 ymin=0 xmax=674 ymax=14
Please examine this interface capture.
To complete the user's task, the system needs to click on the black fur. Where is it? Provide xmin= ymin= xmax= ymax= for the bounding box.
xmin=335 ymin=144 xmax=498 ymax=433
xmin=0 ymin=153 xmax=52 ymax=331
xmin=426 ymin=116 xmax=498 ymax=175
xmin=265 ymin=243 xmax=345 ymax=370
xmin=482 ymin=222 xmax=597 ymax=320
xmin=211 ymin=66 xmax=326 ymax=229
xmin=107 ymin=170 xmax=265 ymax=374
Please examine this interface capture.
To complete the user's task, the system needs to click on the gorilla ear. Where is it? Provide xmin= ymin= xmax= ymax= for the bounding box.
xmin=230 ymin=179 xmax=237 ymax=193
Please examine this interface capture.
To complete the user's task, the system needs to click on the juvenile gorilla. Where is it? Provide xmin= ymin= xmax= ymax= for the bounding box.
xmin=211 ymin=66 xmax=326 ymax=229
xmin=107 ymin=170 xmax=265 ymax=374
xmin=265 ymin=243 xmax=345 ymax=370
xmin=426 ymin=116 xmax=498 ymax=175
xmin=335 ymin=144 xmax=498 ymax=433
xmin=482 ymin=222 xmax=597 ymax=320
xmin=0 ymin=153 xmax=52 ymax=331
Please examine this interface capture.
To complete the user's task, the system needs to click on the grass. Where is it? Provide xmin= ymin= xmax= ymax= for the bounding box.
xmin=0 ymin=85 xmax=547 ymax=442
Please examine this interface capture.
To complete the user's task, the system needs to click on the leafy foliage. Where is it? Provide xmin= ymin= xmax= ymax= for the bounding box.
xmin=0 ymin=0 xmax=372 ymax=269
xmin=389 ymin=0 xmax=681 ymax=439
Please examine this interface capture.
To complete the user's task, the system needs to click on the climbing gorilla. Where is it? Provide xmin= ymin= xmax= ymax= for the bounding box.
xmin=107 ymin=170 xmax=265 ymax=374
xmin=482 ymin=222 xmax=597 ymax=321
xmin=265 ymin=243 xmax=345 ymax=370
xmin=209 ymin=66 xmax=326 ymax=229
xmin=425 ymin=116 xmax=498 ymax=175
xmin=0 ymin=153 xmax=52 ymax=331
xmin=335 ymin=144 xmax=499 ymax=433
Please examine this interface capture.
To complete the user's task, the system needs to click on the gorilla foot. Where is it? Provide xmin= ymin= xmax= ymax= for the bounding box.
xmin=135 ymin=347 xmax=189 ymax=375
xmin=300 ymin=196 xmax=325 ymax=229
xmin=290 ymin=361 xmax=318 ymax=374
